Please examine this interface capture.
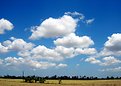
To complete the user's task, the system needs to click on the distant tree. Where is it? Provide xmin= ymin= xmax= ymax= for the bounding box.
xmin=86 ymin=77 xmax=90 ymax=80
xmin=111 ymin=76 xmax=114 ymax=79
xmin=94 ymin=77 xmax=98 ymax=80
xmin=50 ymin=75 xmax=57 ymax=79
xmin=107 ymin=76 xmax=109 ymax=79
xmin=45 ymin=76 xmax=49 ymax=79
xmin=116 ymin=76 xmax=119 ymax=79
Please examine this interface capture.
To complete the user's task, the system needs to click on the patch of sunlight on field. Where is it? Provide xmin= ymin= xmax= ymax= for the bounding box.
xmin=34 ymin=79 xmax=121 ymax=86
xmin=45 ymin=80 xmax=59 ymax=84
xmin=0 ymin=78 xmax=121 ymax=86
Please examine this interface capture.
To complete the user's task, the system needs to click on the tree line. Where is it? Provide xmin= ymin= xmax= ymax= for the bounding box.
xmin=0 ymin=75 xmax=121 ymax=80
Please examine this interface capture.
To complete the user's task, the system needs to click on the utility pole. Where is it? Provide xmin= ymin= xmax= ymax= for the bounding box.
xmin=22 ymin=71 xmax=25 ymax=82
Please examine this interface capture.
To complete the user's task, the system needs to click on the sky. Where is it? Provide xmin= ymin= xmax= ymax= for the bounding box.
xmin=0 ymin=0 xmax=121 ymax=77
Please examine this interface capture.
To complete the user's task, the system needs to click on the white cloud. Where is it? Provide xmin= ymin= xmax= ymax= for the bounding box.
xmin=0 ymin=43 xmax=8 ymax=53
xmin=100 ymin=56 xmax=121 ymax=66
xmin=31 ymin=45 xmax=63 ymax=61
xmin=65 ymin=12 xmax=81 ymax=16
xmin=85 ymin=57 xmax=101 ymax=64
xmin=3 ymin=57 xmax=56 ymax=69
xmin=54 ymin=33 xmax=94 ymax=48
xmin=105 ymin=33 xmax=121 ymax=51
xmin=3 ymin=40 xmax=12 ymax=46
xmin=75 ymin=48 xmax=97 ymax=55
xmin=17 ymin=50 xmax=31 ymax=58
xmin=0 ymin=18 xmax=14 ymax=34
xmin=3 ymin=37 xmax=34 ymax=51
xmin=102 ymin=33 xmax=121 ymax=56
xmin=85 ymin=56 xmax=121 ymax=66
xmin=0 ymin=38 xmax=34 ymax=58
xmin=27 ymin=60 xmax=56 ymax=69
xmin=64 ymin=12 xmax=85 ymax=19
xmin=100 ymin=67 xmax=121 ymax=72
xmin=57 ymin=63 xmax=67 ymax=68
xmin=85 ymin=33 xmax=121 ymax=66
xmin=55 ymin=46 xmax=75 ymax=58
xmin=0 ymin=12 xmax=102 ymax=70
xmin=29 ymin=15 xmax=77 ymax=40
xmin=30 ymin=45 xmax=96 ymax=62
xmin=29 ymin=45 xmax=97 ymax=62
xmin=85 ymin=18 xmax=95 ymax=24
xmin=4 ymin=57 xmax=24 ymax=66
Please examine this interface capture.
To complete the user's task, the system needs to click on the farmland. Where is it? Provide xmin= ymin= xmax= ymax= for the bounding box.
xmin=0 ymin=78 xmax=121 ymax=86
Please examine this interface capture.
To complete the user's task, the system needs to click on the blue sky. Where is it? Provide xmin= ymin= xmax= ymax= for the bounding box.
xmin=0 ymin=0 xmax=121 ymax=77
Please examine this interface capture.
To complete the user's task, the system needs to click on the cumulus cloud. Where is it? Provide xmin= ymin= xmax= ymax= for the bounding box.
xmin=27 ymin=60 xmax=56 ymax=69
xmin=85 ymin=18 xmax=95 ymax=24
xmin=75 ymin=48 xmax=97 ymax=55
xmin=85 ymin=33 xmax=121 ymax=66
xmin=0 ymin=43 xmax=8 ymax=53
xmin=3 ymin=57 xmax=56 ymax=69
xmin=100 ymin=56 xmax=121 ymax=66
xmin=2 ymin=56 xmax=57 ymax=69
xmin=29 ymin=15 xmax=77 ymax=40
xmin=65 ymin=12 xmax=81 ymax=16
xmin=54 ymin=33 xmax=94 ymax=48
xmin=17 ymin=50 xmax=31 ymax=58
xmin=31 ymin=45 xmax=63 ymax=61
xmin=64 ymin=12 xmax=85 ymax=19
xmin=85 ymin=56 xmax=121 ymax=66
xmin=19 ymin=45 xmax=97 ymax=62
xmin=29 ymin=45 xmax=97 ymax=62
xmin=105 ymin=33 xmax=121 ymax=51
xmin=0 ymin=18 xmax=14 ymax=34
xmin=55 ymin=46 xmax=75 ymax=58
xmin=0 ymin=37 xmax=35 ymax=61
xmin=101 ymin=33 xmax=121 ymax=56
xmin=85 ymin=57 xmax=101 ymax=64
xmin=3 ymin=37 xmax=34 ymax=51
xmin=0 ymin=36 xmax=95 ymax=62
xmin=0 ymin=12 xmax=99 ymax=70
xmin=57 ymin=63 xmax=67 ymax=68
xmin=100 ymin=67 xmax=121 ymax=72
xmin=4 ymin=57 xmax=24 ymax=66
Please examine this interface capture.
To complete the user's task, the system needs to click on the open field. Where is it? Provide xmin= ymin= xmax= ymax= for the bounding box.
xmin=0 ymin=78 xmax=121 ymax=86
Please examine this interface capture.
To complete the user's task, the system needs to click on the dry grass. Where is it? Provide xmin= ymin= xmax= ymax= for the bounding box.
xmin=0 ymin=78 xmax=121 ymax=86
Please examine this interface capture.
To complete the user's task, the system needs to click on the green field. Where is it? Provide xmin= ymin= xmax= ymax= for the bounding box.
xmin=0 ymin=78 xmax=121 ymax=86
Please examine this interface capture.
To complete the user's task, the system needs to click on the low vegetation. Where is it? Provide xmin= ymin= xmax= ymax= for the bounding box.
xmin=0 ymin=75 xmax=121 ymax=86
xmin=0 ymin=78 xmax=121 ymax=86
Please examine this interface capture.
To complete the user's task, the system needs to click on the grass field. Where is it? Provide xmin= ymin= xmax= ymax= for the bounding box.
xmin=0 ymin=78 xmax=121 ymax=86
